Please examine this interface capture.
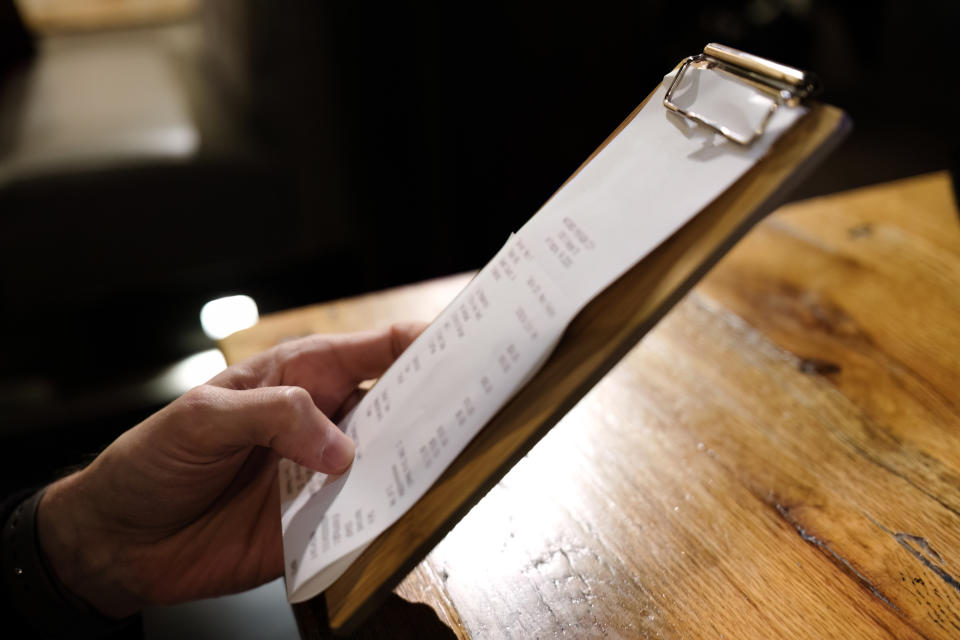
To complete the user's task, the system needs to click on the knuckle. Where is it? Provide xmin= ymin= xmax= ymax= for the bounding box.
xmin=273 ymin=335 xmax=318 ymax=365
xmin=277 ymin=386 xmax=315 ymax=420
xmin=178 ymin=384 xmax=220 ymax=414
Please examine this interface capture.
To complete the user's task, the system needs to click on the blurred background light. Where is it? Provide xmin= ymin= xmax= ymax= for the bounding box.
xmin=200 ymin=294 xmax=259 ymax=340
xmin=157 ymin=348 xmax=227 ymax=397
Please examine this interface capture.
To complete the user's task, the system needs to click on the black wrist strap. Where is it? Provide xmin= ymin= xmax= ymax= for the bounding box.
xmin=2 ymin=487 xmax=138 ymax=639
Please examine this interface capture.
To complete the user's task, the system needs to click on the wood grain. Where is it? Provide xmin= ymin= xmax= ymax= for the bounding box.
xmin=15 ymin=0 xmax=196 ymax=34
xmin=320 ymin=101 xmax=850 ymax=633
xmin=222 ymin=171 xmax=959 ymax=638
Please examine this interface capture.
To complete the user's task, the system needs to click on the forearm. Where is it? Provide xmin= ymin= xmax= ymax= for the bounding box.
xmin=37 ymin=470 xmax=145 ymax=618
xmin=2 ymin=481 xmax=139 ymax=638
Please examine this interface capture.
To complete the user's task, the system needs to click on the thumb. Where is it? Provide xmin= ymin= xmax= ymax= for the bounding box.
xmin=183 ymin=384 xmax=356 ymax=473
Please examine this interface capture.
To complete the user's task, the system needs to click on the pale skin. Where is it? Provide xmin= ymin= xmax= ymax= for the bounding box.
xmin=35 ymin=323 xmax=424 ymax=619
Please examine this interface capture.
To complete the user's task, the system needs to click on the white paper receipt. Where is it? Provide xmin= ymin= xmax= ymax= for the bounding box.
xmin=281 ymin=72 xmax=805 ymax=602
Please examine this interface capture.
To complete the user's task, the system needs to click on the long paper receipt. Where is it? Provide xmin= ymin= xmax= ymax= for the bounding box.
xmin=281 ymin=72 xmax=805 ymax=602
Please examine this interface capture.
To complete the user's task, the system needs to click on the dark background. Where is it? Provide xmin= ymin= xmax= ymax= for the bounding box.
xmin=1 ymin=0 xmax=958 ymax=493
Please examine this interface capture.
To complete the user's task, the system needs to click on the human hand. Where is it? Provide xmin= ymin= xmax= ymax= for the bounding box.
xmin=35 ymin=323 xmax=424 ymax=618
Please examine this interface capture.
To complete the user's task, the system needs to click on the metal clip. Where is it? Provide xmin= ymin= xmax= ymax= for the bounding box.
xmin=663 ymin=43 xmax=820 ymax=146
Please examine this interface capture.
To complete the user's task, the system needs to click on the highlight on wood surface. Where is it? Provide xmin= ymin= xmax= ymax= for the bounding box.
xmin=316 ymin=101 xmax=850 ymax=633
xmin=222 ymin=171 xmax=960 ymax=639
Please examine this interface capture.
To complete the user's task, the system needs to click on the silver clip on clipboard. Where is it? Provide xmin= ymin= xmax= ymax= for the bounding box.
xmin=664 ymin=43 xmax=820 ymax=146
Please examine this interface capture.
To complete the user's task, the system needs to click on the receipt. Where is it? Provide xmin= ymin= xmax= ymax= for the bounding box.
xmin=281 ymin=73 xmax=805 ymax=602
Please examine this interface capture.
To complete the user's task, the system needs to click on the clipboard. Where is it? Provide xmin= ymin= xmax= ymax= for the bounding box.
xmin=303 ymin=44 xmax=850 ymax=635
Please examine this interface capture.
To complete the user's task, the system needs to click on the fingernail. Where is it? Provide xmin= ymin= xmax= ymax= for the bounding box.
xmin=321 ymin=431 xmax=356 ymax=473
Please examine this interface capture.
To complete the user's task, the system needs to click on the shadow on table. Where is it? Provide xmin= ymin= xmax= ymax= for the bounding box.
xmin=297 ymin=593 xmax=458 ymax=640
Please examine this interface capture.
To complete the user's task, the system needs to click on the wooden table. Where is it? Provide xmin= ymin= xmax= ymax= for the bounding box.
xmin=15 ymin=0 xmax=196 ymax=34
xmin=221 ymin=172 xmax=960 ymax=639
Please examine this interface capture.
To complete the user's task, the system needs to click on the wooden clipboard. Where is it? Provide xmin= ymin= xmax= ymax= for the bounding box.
xmin=305 ymin=49 xmax=850 ymax=636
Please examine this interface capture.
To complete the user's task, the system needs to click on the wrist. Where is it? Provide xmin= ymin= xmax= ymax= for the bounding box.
xmin=37 ymin=471 xmax=144 ymax=618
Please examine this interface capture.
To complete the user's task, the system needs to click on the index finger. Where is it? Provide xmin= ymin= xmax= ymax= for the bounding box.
xmin=278 ymin=322 xmax=427 ymax=412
